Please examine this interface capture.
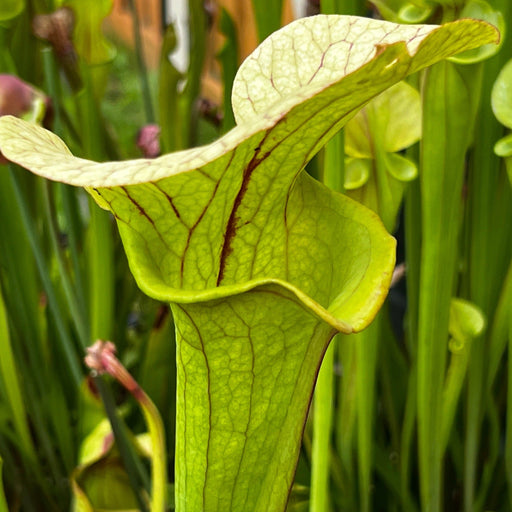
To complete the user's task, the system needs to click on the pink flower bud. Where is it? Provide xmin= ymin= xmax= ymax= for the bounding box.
xmin=0 ymin=74 xmax=35 ymax=117
xmin=136 ymin=124 xmax=161 ymax=158
xmin=0 ymin=75 xmax=51 ymax=164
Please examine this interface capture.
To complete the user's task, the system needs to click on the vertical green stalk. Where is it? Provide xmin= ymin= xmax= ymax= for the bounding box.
xmin=403 ymin=176 xmax=420 ymax=304
xmin=251 ymin=0 xmax=283 ymax=42
xmin=217 ymin=8 xmax=238 ymax=133
xmin=159 ymin=0 xmax=207 ymax=150
xmin=127 ymin=0 xmax=155 ymax=123
xmin=0 ymin=458 xmax=7 ymax=512
xmin=417 ymin=61 xmax=471 ymax=512
xmin=76 ymin=67 xmax=115 ymax=343
xmin=321 ymin=0 xmax=363 ymax=15
xmin=310 ymin=341 xmax=336 ymax=512
xmin=158 ymin=24 xmax=182 ymax=152
xmin=60 ymin=184 xmax=88 ymax=323
xmin=88 ymin=204 xmax=114 ymax=341
xmin=402 ymin=142 xmax=421 ymax=508
xmin=400 ymin=365 xmax=417 ymax=504
xmin=487 ymin=259 xmax=512 ymax=391
xmin=506 ymin=291 xmax=512 ymax=508
xmin=355 ymin=318 xmax=380 ymax=512
xmin=404 ymin=71 xmax=422 ymax=359
xmin=42 ymin=48 xmax=63 ymax=135
xmin=335 ymin=335 xmax=358 ymax=505
xmin=322 ymin=132 xmax=345 ymax=191
xmin=186 ymin=0 xmax=207 ymax=146
xmin=441 ymin=345 xmax=470 ymax=453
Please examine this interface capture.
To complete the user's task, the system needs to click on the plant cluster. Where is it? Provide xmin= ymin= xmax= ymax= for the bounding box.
xmin=0 ymin=1 xmax=511 ymax=512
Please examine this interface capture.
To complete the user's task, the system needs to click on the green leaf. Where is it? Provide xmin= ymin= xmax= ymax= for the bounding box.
xmin=345 ymin=81 xmax=422 ymax=158
xmin=0 ymin=457 xmax=7 ymax=512
xmin=345 ymin=157 xmax=371 ymax=189
xmin=0 ymin=14 xmax=498 ymax=512
xmin=398 ymin=3 xmax=433 ymax=23
xmin=441 ymin=299 xmax=486 ymax=452
xmin=492 ymin=58 xmax=512 ymax=129
xmin=492 ymin=59 xmax=512 ymax=185
xmin=494 ymin=133 xmax=512 ymax=157
xmin=385 ymin=152 xmax=418 ymax=181
xmin=0 ymin=0 xmax=24 ymax=21
xmin=371 ymin=0 xmax=404 ymax=21
xmin=379 ymin=82 xmax=422 ymax=153
xmin=449 ymin=298 xmax=486 ymax=352
xmin=448 ymin=0 xmax=504 ymax=64
xmin=65 ymin=0 xmax=115 ymax=65
xmin=343 ymin=81 xmax=420 ymax=230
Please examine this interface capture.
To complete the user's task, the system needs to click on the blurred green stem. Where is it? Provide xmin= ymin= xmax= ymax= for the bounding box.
xmin=487 ymin=259 xmax=512 ymax=391
xmin=335 ymin=335 xmax=357 ymax=500
xmin=60 ymin=185 xmax=88 ymax=324
xmin=88 ymin=203 xmax=114 ymax=341
xmin=507 ymin=287 xmax=512 ymax=507
xmin=441 ymin=342 xmax=470 ymax=453
xmin=0 ymin=458 xmax=7 ymax=512
xmin=127 ymin=0 xmax=155 ymax=123
xmin=75 ymin=66 xmax=115 ymax=343
xmin=321 ymin=0 xmax=362 ymax=15
xmin=42 ymin=48 xmax=63 ymax=135
xmin=310 ymin=340 xmax=335 ymax=512
xmin=355 ymin=317 xmax=380 ymax=512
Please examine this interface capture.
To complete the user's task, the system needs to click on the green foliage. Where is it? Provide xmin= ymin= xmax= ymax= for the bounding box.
xmin=0 ymin=457 xmax=7 ymax=512
xmin=492 ymin=58 xmax=512 ymax=181
xmin=0 ymin=0 xmax=24 ymax=21
xmin=0 ymin=2 xmax=510 ymax=512
xmin=344 ymin=81 xmax=421 ymax=230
